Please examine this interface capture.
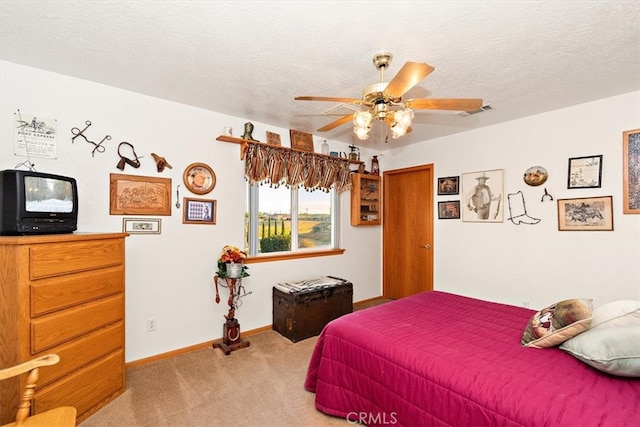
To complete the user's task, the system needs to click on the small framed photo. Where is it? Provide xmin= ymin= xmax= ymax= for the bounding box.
xmin=183 ymin=197 xmax=216 ymax=225
xmin=622 ymin=128 xmax=640 ymax=214
xmin=568 ymin=155 xmax=603 ymax=189
xmin=122 ymin=218 xmax=162 ymax=234
xmin=266 ymin=131 xmax=281 ymax=146
xmin=557 ymin=196 xmax=613 ymax=231
xmin=289 ymin=129 xmax=314 ymax=152
xmin=438 ymin=201 xmax=460 ymax=219
xmin=437 ymin=176 xmax=459 ymax=195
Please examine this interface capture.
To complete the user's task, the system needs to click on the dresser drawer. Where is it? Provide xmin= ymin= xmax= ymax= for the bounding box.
xmin=30 ymin=266 xmax=124 ymax=316
xmin=35 ymin=322 xmax=123 ymax=388
xmin=31 ymin=295 xmax=123 ymax=353
xmin=29 ymin=238 xmax=124 ymax=280
xmin=34 ymin=350 xmax=124 ymax=422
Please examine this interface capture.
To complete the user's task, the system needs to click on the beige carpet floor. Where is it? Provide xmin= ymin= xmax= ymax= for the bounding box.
xmin=80 ymin=331 xmax=350 ymax=427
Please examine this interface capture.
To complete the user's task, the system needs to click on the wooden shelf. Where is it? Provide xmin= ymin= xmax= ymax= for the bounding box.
xmin=351 ymin=173 xmax=382 ymax=226
xmin=215 ymin=135 xmax=363 ymax=165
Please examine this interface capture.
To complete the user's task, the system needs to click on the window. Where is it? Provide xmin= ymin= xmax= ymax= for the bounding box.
xmin=245 ymin=183 xmax=340 ymax=257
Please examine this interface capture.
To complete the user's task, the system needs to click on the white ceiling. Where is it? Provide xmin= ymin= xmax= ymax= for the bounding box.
xmin=1 ymin=1 xmax=639 ymax=149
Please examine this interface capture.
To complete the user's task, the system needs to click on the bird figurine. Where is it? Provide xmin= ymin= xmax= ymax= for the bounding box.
xmin=151 ymin=153 xmax=172 ymax=173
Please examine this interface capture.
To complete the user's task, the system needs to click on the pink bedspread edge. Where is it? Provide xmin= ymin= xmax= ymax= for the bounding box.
xmin=305 ymin=291 xmax=640 ymax=426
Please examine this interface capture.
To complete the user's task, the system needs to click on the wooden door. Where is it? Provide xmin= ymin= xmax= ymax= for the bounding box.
xmin=383 ymin=164 xmax=434 ymax=299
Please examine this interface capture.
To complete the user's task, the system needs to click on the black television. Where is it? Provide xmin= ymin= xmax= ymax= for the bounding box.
xmin=0 ymin=169 xmax=78 ymax=235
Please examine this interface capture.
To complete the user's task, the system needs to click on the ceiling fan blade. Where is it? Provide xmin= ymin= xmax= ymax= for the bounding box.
xmin=295 ymin=96 xmax=363 ymax=104
xmin=317 ymin=114 xmax=355 ymax=132
xmin=383 ymin=62 xmax=435 ymax=99
xmin=406 ymin=98 xmax=483 ymax=112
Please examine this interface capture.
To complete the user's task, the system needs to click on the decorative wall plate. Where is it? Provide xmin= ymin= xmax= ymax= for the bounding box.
xmin=183 ymin=162 xmax=216 ymax=194
xmin=523 ymin=166 xmax=548 ymax=186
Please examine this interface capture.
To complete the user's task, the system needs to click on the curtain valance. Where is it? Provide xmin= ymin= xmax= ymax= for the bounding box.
xmin=243 ymin=143 xmax=352 ymax=193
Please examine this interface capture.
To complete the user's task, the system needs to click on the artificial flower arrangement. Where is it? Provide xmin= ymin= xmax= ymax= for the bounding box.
xmin=216 ymin=245 xmax=250 ymax=278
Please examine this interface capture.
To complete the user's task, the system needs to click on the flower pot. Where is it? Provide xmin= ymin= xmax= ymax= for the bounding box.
xmin=226 ymin=262 xmax=243 ymax=279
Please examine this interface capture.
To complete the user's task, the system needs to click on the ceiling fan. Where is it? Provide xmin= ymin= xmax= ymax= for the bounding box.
xmin=295 ymin=52 xmax=483 ymax=140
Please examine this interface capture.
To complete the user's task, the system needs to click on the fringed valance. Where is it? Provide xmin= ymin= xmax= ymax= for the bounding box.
xmin=243 ymin=143 xmax=352 ymax=193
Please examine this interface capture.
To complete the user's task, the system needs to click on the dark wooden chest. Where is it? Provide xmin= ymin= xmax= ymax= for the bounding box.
xmin=272 ymin=279 xmax=353 ymax=342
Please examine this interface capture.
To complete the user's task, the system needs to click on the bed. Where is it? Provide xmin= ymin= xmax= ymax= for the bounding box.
xmin=305 ymin=291 xmax=640 ymax=426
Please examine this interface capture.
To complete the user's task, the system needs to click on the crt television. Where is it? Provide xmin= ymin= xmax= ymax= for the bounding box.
xmin=0 ymin=169 xmax=78 ymax=235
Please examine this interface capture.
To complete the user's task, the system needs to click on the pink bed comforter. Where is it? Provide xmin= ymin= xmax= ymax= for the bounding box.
xmin=305 ymin=291 xmax=640 ymax=426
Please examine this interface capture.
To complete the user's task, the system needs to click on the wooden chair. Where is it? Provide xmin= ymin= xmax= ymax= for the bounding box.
xmin=0 ymin=354 xmax=76 ymax=427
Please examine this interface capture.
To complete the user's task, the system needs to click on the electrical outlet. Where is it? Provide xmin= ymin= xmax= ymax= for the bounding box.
xmin=147 ymin=317 xmax=157 ymax=332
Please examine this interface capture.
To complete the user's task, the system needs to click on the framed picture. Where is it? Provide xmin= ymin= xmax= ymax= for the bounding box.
xmin=567 ymin=155 xmax=603 ymax=189
xmin=183 ymin=197 xmax=216 ymax=224
xmin=266 ymin=131 xmax=281 ymax=146
xmin=622 ymin=128 xmax=640 ymax=214
xmin=437 ymin=176 xmax=459 ymax=195
xmin=122 ymin=218 xmax=162 ymax=234
xmin=438 ymin=201 xmax=460 ymax=219
xmin=183 ymin=162 xmax=216 ymax=195
xmin=289 ymin=129 xmax=314 ymax=152
xmin=557 ymin=196 xmax=613 ymax=231
xmin=461 ymin=169 xmax=504 ymax=223
xmin=109 ymin=173 xmax=172 ymax=216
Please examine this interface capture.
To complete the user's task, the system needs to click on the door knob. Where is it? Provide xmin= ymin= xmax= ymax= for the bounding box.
xmin=422 ymin=244 xmax=431 ymax=249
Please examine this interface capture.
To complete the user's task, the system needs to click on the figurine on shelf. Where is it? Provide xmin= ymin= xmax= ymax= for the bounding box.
xmin=371 ymin=155 xmax=380 ymax=176
xmin=241 ymin=122 xmax=258 ymax=141
xmin=348 ymin=144 xmax=360 ymax=161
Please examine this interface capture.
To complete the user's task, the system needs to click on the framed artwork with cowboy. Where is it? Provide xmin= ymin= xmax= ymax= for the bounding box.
xmin=461 ymin=169 xmax=504 ymax=223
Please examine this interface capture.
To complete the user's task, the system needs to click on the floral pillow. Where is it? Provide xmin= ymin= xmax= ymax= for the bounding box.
xmin=521 ymin=299 xmax=593 ymax=348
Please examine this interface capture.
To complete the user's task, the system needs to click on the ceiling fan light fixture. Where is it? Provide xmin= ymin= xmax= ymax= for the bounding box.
xmin=390 ymin=123 xmax=407 ymax=139
xmin=353 ymin=110 xmax=372 ymax=140
xmin=387 ymin=107 xmax=413 ymax=139
xmin=353 ymin=110 xmax=373 ymax=128
xmin=354 ymin=127 xmax=370 ymax=140
xmin=395 ymin=107 xmax=414 ymax=128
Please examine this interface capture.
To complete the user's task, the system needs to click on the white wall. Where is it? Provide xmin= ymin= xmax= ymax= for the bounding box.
xmin=2 ymin=61 xmax=638 ymax=362
xmin=0 ymin=61 xmax=383 ymax=362
xmin=384 ymin=91 xmax=640 ymax=308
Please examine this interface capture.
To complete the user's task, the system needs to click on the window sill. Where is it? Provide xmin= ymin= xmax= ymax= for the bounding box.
xmin=245 ymin=248 xmax=345 ymax=264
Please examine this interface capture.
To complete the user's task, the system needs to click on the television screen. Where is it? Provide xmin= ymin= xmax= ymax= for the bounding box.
xmin=24 ymin=176 xmax=74 ymax=213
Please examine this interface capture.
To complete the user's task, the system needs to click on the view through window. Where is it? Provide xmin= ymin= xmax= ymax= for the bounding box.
xmin=245 ymin=184 xmax=337 ymax=255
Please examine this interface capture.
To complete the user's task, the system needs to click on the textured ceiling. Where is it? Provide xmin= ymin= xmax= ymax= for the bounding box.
xmin=1 ymin=1 xmax=639 ymax=149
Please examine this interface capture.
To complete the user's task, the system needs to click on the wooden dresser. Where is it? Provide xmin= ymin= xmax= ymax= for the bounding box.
xmin=0 ymin=232 xmax=128 ymax=424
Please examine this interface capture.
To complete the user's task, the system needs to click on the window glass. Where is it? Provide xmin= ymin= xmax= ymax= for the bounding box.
xmin=298 ymin=189 xmax=331 ymax=249
xmin=257 ymin=185 xmax=291 ymax=254
xmin=246 ymin=184 xmax=337 ymax=256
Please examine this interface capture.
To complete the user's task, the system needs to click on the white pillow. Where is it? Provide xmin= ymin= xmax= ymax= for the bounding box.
xmin=590 ymin=300 xmax=640 ymax=329
xmin=560 ymin=325 xmax=640 ymax=377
